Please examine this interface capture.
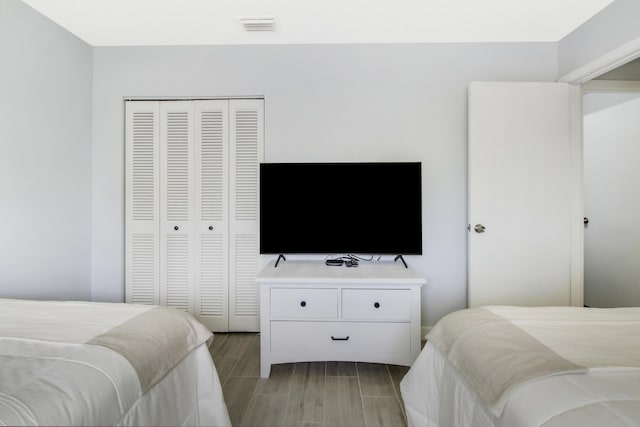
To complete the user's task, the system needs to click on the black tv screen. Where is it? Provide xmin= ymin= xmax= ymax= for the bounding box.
xmin=259 ymin=162 xmax=422 ymax=255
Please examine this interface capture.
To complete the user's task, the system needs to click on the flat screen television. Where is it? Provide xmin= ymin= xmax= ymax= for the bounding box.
xmin=259 ymin=162 xmax=422 ymax=255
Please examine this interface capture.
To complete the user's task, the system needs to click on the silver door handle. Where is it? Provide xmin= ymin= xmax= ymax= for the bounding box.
xmin=474 ymin=224 xmax=486 ymax=233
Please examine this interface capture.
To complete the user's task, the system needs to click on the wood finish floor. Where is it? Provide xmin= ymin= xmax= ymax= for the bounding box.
xmin=209 ymin=333 xmax=410 ymax=427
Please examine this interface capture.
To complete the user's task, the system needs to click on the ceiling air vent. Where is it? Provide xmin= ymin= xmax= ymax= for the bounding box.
xmin=240 ymin=16 xmax=277 ymax=31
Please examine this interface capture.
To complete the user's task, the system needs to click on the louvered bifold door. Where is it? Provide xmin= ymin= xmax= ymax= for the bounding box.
xmin=125 ymin=101 xmax=160 ymax=305
xmin=159 ymin=101 xmax=195 ymax=312
xmin=194 ymin=100 xmax=230 ymax=331
xmin=228 ymin=99 xmax=264 ymax=331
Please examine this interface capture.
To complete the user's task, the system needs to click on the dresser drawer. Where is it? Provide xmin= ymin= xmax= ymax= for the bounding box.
xmin=270 ymin=321 xmax=411 ymax=357
xmin=341 ymin=289 xmax=411 ymax=321
xmin=270 ymin=288 xmax=338 ymax=319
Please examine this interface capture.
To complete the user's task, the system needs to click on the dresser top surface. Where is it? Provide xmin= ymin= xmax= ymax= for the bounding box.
xmin=256 ymin=260 xmax=426 ymax=285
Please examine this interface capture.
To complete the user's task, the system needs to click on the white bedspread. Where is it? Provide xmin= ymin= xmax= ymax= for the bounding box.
xmin=401 ymin=306 xmax=640 ymax=427
xmin=0 ymin=298 xmax=231 ymax=426
xmin=401 ymin=342 xmax=640 ymax=427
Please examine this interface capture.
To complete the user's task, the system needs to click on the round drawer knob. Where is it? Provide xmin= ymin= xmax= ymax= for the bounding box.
xmin=374 ymin=302 xmax=380 ymax=309
xmin=300 ymin=301 xmax=306 ymax=307
xmin=174 ymin=225 xmax=179 ymax=231
xmin=208 ymin=225 xmax=214 ymax=231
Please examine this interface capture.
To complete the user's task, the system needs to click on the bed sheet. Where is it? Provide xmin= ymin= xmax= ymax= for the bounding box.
xmin=116 ymin=342 xmax=230 ymax=427
xmin=401 ymin=342 xmax=640 ymax=427
xmin=0 ymin=298 xmax=231 ymax=426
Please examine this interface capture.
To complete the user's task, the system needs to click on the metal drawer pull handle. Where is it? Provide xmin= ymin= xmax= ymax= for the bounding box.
xmin=331 ymin=336 xmax=350 ymax=341
xmin=174 ymin=225 xmax=179 ymax=231
xmin=300 ymin=301 xmax=306 ymax=307
xmin=374 ymin=302 xmax=380 ymax=308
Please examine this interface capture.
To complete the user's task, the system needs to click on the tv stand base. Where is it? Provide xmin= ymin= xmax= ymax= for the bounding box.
xmin=274 ymin=254 xmax=286 ymax=268
xmin=394 ymin=254 xmax=408 ymax=268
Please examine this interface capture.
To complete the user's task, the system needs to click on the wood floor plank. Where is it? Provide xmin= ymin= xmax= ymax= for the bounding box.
xmin=325 ymin=376 xmax=366 ymax=427
xmin=356 ymin=363 xmax=396 ymax=397
xmin=362 ymin=396 xmax=406 ymax=427
xmin=283 ymin=422 xmax=324 ymax=427
xmin=222 ymin=376 xmax=259 ymax=426
xmin=210 ymin=332 xmax=252 ymax=358
xmin=282 ymin=423 xmax=324 ymax=427
xmin=388 ymin=364 xmax=410 ymax=419
xmin=242 ymin=394 xmax=289 ymax=427
xmin=255 ymin=363 xmax=295 ymax=395
xmin=217 ymin=333 xmax=416 ymax=426
xmin=284 ymin=362 xmax=326 ymax=424
xmin=326 ymin=361 xmax=357 ymax=376
xmin=388 ymin=364 xmax=410 ymax=398
xmin=210 ymin=333 xmax=253 ymax=383
xmin=229 ymin=334 xmax=261 ymax=377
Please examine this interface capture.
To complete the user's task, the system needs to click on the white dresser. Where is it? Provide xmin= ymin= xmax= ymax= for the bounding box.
xmin=257 ymin=260 xmax=426 ymax=378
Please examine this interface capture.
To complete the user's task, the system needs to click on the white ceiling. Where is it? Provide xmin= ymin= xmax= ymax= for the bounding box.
xmin=20 ymin=0 xmax=615 ymax=47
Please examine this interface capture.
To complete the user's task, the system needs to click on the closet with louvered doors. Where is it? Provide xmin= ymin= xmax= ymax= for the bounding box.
xmin=125 ymin=99 xmax=264 ymax=332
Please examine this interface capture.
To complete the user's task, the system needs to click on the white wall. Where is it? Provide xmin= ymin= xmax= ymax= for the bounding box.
xmin=91 ymin=43 xmax=557 ymax=326
xmin=5 ymin=0 xmax=638 ymax=326
xmin=0 ymin=0 xmax=93 ymax=300
xmin=583 ymin=93 xmax=640 ymax=307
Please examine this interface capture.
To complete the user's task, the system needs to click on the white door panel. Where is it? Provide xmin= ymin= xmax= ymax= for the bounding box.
xmin=125 ymin=101 xmax=160 ymax=305
xmin=160 ymin=101 xmax=194 ymax=311
xmin=468 ymin=82 xmax=582 ymax=307
xmin=194 ymin=100 xmax=230 ymax=331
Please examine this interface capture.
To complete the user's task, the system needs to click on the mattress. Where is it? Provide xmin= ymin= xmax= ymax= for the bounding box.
xmin=400 ymin=306 xmax=640 ymax=427
xmin=0 ymin=298 xmax=231 ymax=426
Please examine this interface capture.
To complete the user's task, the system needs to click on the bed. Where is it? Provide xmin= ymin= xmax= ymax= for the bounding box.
xmin=0 ymin=298 xmax=231 ymax=426
xmin=400 ymin=305 xmax=640 ymax=427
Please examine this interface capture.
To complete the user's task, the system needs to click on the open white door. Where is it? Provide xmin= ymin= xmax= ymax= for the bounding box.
xmin=468 ymin=82 xmax=583 ymax=308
